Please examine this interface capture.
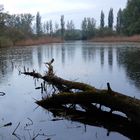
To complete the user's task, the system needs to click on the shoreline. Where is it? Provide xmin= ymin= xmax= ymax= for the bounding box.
xmin=90 ymin=35 xmax=140 ymax=44
xmin=2 ymin=35 xmax=140 ymax=48
xmin=14 ymin=37 xmax=63 ymax=46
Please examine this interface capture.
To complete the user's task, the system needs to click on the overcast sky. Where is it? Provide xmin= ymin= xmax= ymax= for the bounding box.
xmin=1 ymin=0 xmax=127 ymax=28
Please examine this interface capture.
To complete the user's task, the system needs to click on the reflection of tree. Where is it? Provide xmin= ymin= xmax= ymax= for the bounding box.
xmin=82 ymin=47 xmax=95 ymax=62
xmin=9 ymin=47 xmax=33 ymax=66
xmin=45 ymin=45 xmax=54 ymax=59
xmin=117 ymin=47 xmax=140 ymax=89
xmin=37 ymin=47 xmax=42 ymax=69
xmin=100 ymin=47 xmax=104 ymax=66
xmin=67 ymin=46 xmax=75 ymax=60
xmin=39 ymin=105 xmax=140 ymax=140
xmin=61 ymin=44 xmax=65 ymax=64
xmin=108 ymin=47 xmax=113 ymax=68
xmin=0 ymin=47 xmax=33 ymax=83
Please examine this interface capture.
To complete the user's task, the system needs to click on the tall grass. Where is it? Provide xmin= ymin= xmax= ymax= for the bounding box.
xmin=91 ymin=35 xmax=140 ymax=42
xmin=15 ymin=37 xmax=62 ymax=46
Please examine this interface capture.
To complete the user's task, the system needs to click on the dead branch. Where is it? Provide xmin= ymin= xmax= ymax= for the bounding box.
xmin=12 ymin=122 xmax=20 ymax=135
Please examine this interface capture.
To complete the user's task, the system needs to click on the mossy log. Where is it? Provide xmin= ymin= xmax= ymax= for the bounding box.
xmin=23 ymin=59 xmax=140 ymax=125
xmin=37 ymin=91 xmax=140 ymax=124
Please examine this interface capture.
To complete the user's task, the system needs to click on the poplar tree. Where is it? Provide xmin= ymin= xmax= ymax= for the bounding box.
xmin=116 ymin=8 xmax=123 ymax=34
xmin=108 ymin=8 xmax=114 ymax=30
xmin=81 ymin=17 xmax=88 ymax=39
xmin=36 ymin=12 xmax=42 ymax=36
xmin=49 ymin=20 xmax=53 ymax=37
xmin=60 ymin=15 xmax=65 ymax=40
xmin=100 ymin=10 xmax=105 ymax=29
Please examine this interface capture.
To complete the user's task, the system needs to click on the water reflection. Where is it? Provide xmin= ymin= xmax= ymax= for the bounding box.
xmin=108 ymin=47 xmax=113 ymax=69
xmin=61 ymin=44 xmax=66 ymax=64
xmin=100 ymin=47 xmax=104 ymax=67
xmin=67 ymin=45 xmax=75 ymax=60
xmin=82 ymin=46 xmax=96 ymax=62
xmin=117 ymin=47 xmax=140 ymax=89
xmin=0 ymin=42 xmax=140 ymax=140
xmin=0 ymin=47 xmax=33 ymax=83
xmin=39 ymin=105 xmax=140 ymax=140
xmin=37 ymin=47 xmax=43 ymax=69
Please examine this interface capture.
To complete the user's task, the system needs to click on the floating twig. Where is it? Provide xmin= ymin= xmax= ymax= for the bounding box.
xmin=0 ymin=122 xmax=12 ymax=128
xmin=12 ymin=122 xmax=20 ymax=135
xmin=24 ymin=118 xmax=33 ymax=130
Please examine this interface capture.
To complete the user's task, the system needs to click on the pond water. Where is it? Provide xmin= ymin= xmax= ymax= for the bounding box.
xmin=0 ymin=41 xmax=140 ymax=140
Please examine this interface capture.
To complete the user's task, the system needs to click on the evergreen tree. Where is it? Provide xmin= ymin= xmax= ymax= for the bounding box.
xmin=108 ymin=8 xmax=114 ymax=30
xmin=36 ymin=12 xmax=42 ymax=36
xmin=100 ymin=10 xmax=105 ymax=29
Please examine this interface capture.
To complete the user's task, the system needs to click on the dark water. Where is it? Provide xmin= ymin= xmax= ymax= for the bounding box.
xmin=0 ymin=41 xmax=140 ymax=140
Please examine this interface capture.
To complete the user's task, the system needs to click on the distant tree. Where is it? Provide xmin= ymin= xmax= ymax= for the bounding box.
xmin=42 ymin=22 xmax=46 ymax=34
xmin=66 ymin=20 xmax=75 ymax=30
xmin=5 ymin=14 xmax=34 ymax=43
xmin=20 ymin=14 xmax=34 ymax=36
xmin=60 ymin=15 xmax=65 ymax=40
xmin=108 ymin=8 xmax=114 ymax=30
xmin=100 ymin=10 xmax=105 ymax=29
xmin=116 ymin=8 xmax=123 ymax=34
xmin=87 ymin=18 xmax=96 ymax=38
xmin=122 ymin=0 xmax=140 ymax=35
xmin=66 ymin=21 xmax=70 ymax=30
xmin=36 ymin=12 xmax=42 ymax=36
xmin=46 ymin=21 xmax=49 ymax=35
xmin=49 ymin=20 xmax=53 ymax=37
xmin=54 ymin=22 xmax=59 ymax=37
xmin=65 ymin=20 xmax=76 ymax=40
xmin=81 ymin=17 xmax=96 ymax=39
xmin=81 ymin=17 xmax=88 ymax=39
xmin=54 ymin=22 xmax=59 ymax=32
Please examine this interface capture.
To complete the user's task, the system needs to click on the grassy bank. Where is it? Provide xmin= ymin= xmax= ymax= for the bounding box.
xmin=0 ymin=37 xmax=62 ymax=47
xmin=15 ymin=37 xmax=62 ymax=46
xmin=90 ymin=35 xmax=140 ymax=43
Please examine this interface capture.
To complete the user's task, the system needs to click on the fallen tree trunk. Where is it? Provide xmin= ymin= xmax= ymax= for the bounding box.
xmin=37 ymin=91 xmax=140 ymax=124
xmin=23 ymin=59 xmax=140 ymax=125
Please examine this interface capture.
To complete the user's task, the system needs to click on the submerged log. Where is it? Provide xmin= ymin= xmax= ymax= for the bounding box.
xmin=23 ymin=59 xmax=140 ymax=125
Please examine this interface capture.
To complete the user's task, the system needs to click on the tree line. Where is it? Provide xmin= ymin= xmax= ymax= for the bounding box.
xmin=0 ymin=0 xmax=140 ymax=46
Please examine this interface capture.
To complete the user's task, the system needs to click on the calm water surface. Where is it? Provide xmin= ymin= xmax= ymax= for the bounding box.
xmin=0 ymin=41 xmax=140 ymax=140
